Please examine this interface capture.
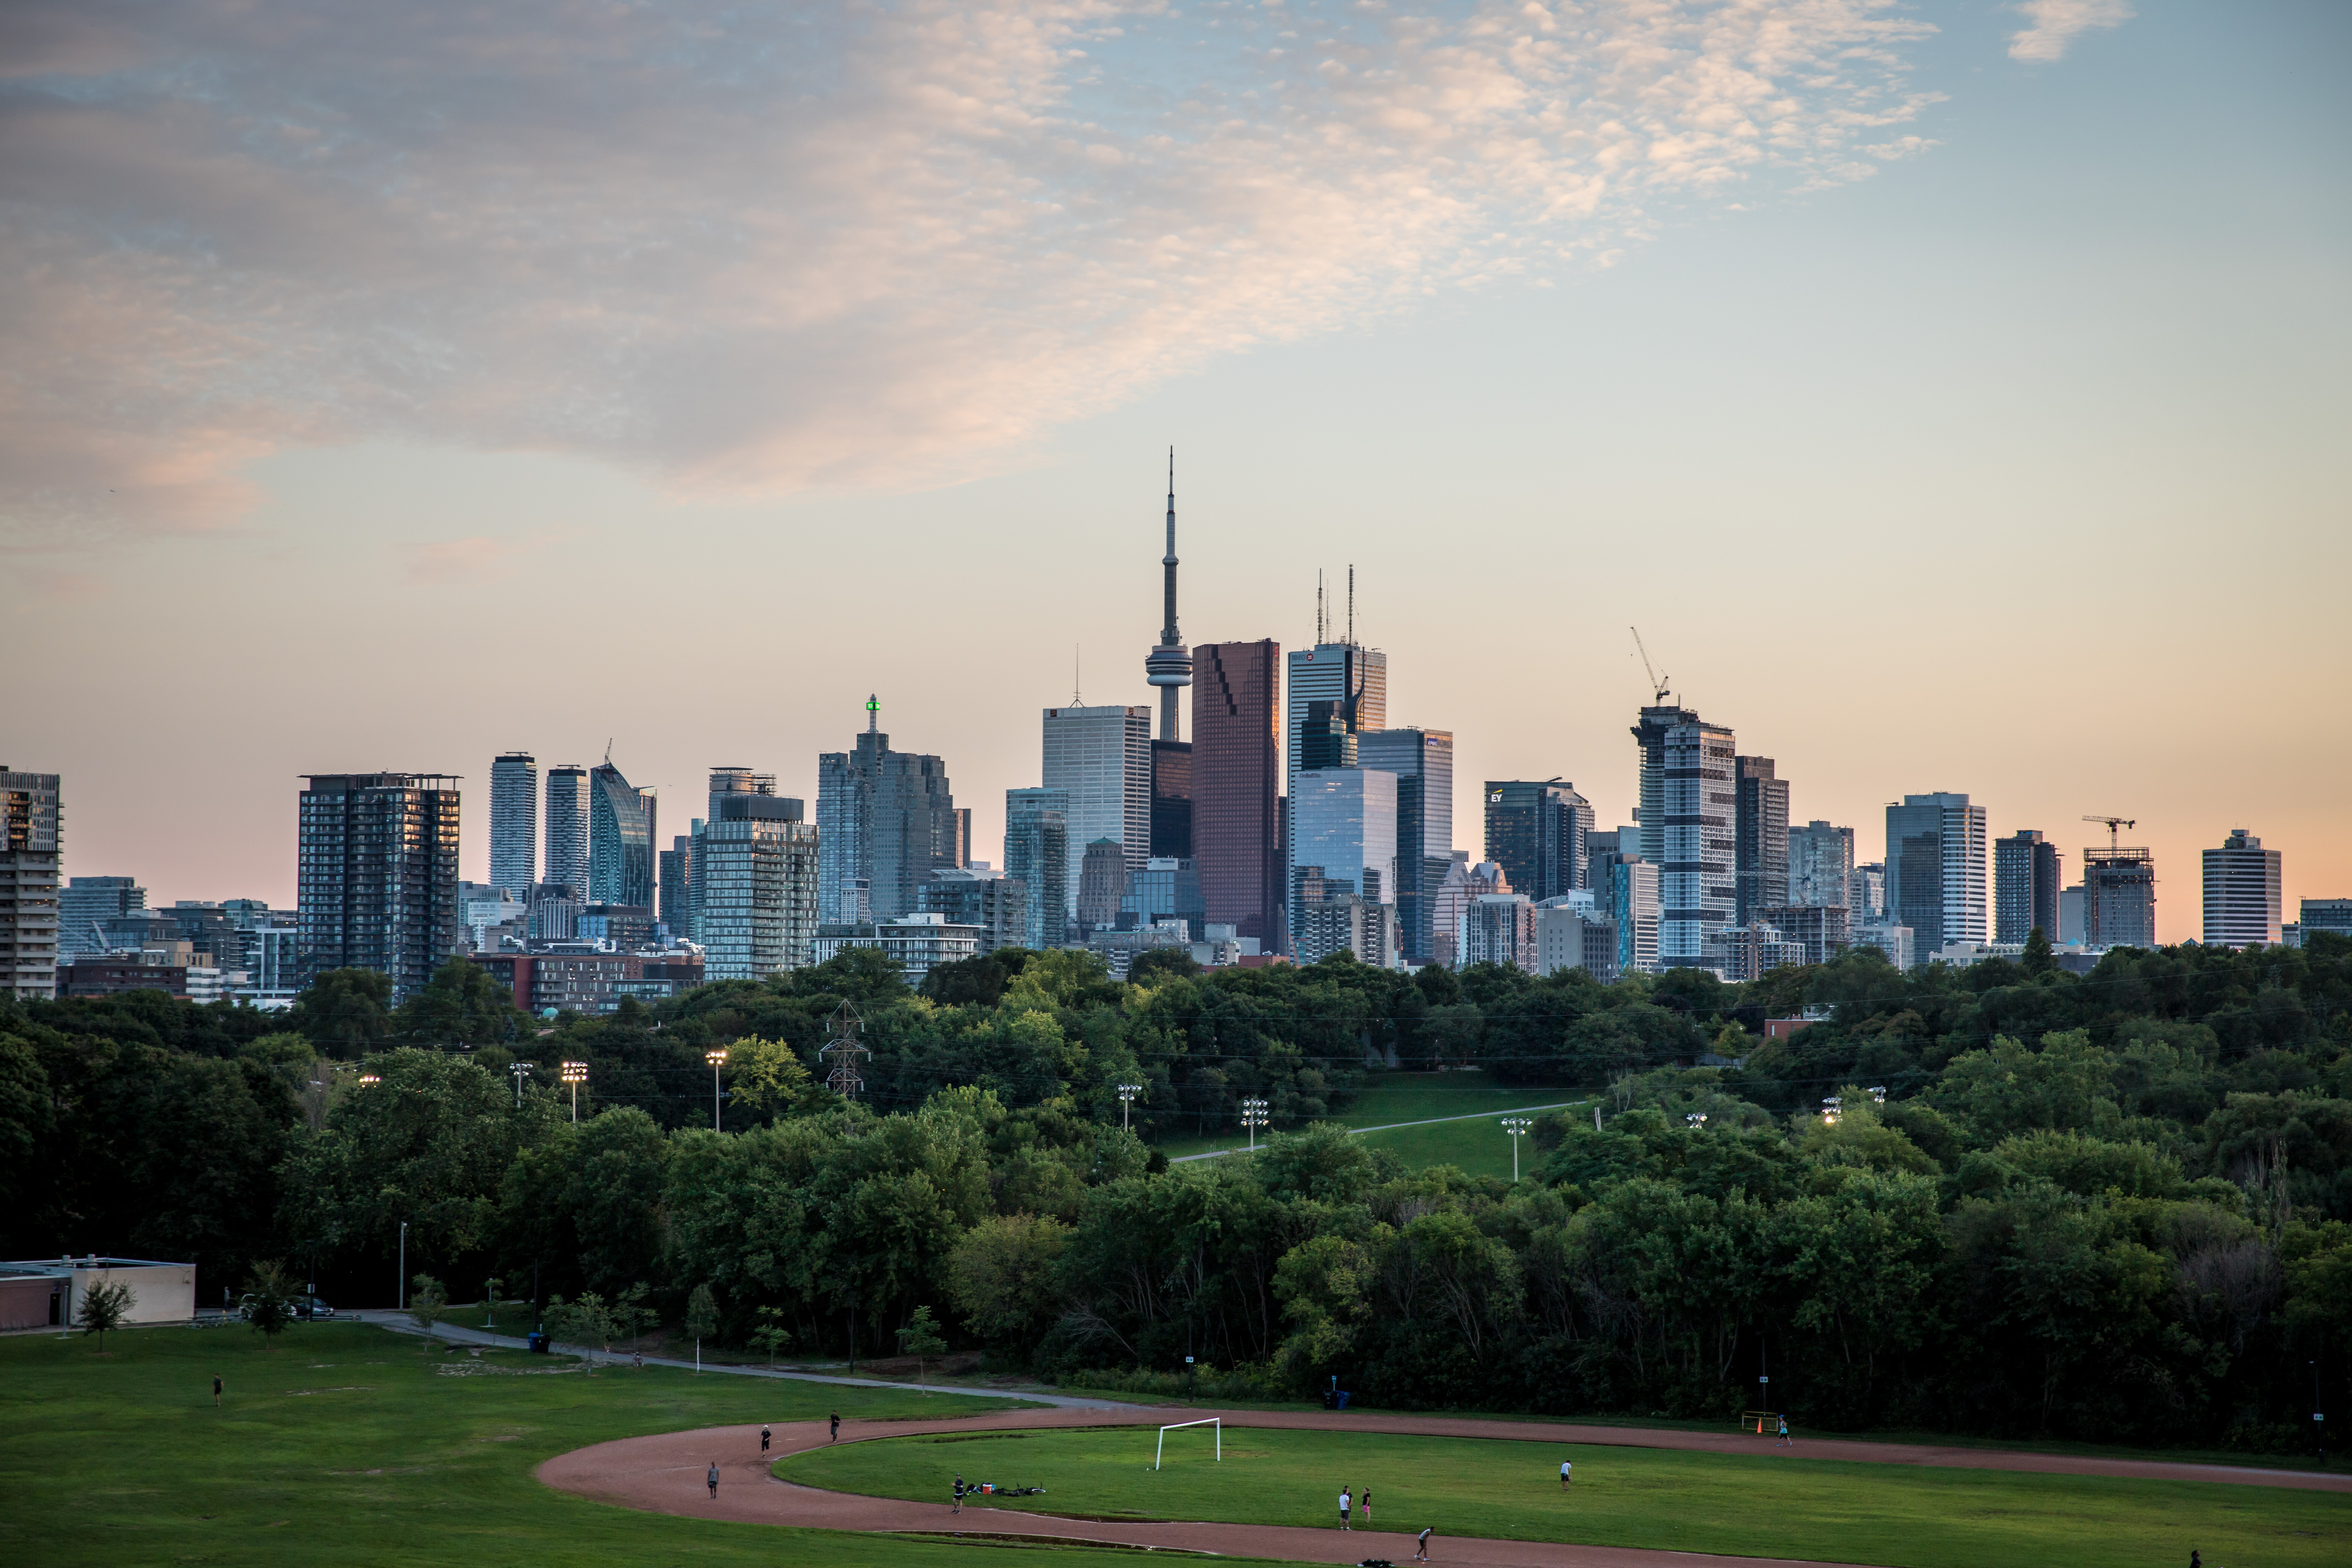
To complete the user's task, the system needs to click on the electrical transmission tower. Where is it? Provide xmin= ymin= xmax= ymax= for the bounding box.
xmin=819 ymin=1000 xmax=870 ymax=1099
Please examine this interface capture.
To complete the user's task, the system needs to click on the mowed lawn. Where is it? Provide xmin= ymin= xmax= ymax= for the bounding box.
xmin=1154 ymin=1072 xmax=1584 ymax=1179
xmin=0 ymin=1321 xmax=1120 ymax=1568
xmin=778 ymin=1424 xmax=2352 ymax=1568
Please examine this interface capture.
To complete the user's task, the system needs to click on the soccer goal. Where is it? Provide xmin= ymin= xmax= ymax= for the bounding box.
xmin=1153 ymin=1417 xmax=1221 ymax=1470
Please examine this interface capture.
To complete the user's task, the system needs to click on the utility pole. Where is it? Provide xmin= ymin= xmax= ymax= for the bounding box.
xmin=398 ymin=1222 xmax=407 ymax=1311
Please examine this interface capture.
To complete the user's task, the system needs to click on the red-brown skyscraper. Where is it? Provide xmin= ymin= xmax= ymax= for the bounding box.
xmin=1192 ymin=640 xmax=1283 ymax=950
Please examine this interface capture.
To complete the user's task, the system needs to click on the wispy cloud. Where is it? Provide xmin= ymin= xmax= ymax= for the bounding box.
xmin=401 ymin=530 xmax=565 ymax=587
xmin=0 ymin=1 xmax=1963 ymax=544
xmin=2009 ymin=0 xmax=2135 ymax=63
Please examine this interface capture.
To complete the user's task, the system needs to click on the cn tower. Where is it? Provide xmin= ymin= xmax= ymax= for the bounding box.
xmin=1143 ymin=448 xmax=1191 ymax=740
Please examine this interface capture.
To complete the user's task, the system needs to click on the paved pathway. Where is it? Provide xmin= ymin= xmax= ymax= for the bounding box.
xmin=537 ymin=1404 xmax=2352 ymax=1568
xmin=1172 ymin=1101 xmax=1587 ymax=1164
xmin=344 ymin=1310 xmax=1138 ymax=1409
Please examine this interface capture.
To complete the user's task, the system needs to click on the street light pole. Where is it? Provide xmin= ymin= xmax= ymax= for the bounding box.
xmin=1240 ymin=1097 xmax=1269 ymax=1151
xmin=1117 ymin=1082 xmax=1142 ymax=1131
xmin=1501 ymin=1116 xmax=1533 ymax=1182
xmin=706 ymin=1048 xmax=729 ymax=1132
xmin=398 ymin=1221 xmax=407 ymax=1311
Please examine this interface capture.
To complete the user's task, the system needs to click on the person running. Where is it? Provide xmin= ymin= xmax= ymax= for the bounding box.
xmin=953 ymin=1473 xmax=966 ymax=1514
xmin=761 ymin=1425 xmax=772 ymax=1456
xmin=1560 ymin=1458 xmax=1572 ymax=1488
xmin=830 ymin=1411 xmax=841 ymax=1442
xmin=707 ymin=1461 xmax=720 ymax=1499
xmin=1415 ymin=1525 xmax=1433 ymax=1562
xmin=1339 ymin=1487 xmax=1351 ymax=1530
xmin=1359 ymin=1487 xmax=1371 ymax=1526
xmin=212 ymin=1375 xmax=223 ymax=1408
xmin=1776 ymin=1415 xmax=1791 ymax=1447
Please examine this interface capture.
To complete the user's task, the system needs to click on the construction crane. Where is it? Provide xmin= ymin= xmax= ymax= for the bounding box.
xmin=2083 ymin=815 xmax=2136 ymax=854
xmin=1630 ymin=627 xmax=1670 ymax=704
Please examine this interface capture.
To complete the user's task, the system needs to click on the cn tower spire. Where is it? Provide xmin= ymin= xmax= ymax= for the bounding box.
xmin=1143 ymin=446 xmax=1192 ymax=741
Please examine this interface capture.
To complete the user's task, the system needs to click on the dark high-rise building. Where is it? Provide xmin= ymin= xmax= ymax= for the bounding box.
xmin=588 ymin=756 xmax=656 ymax=908
xmin=1633 ymin=705 xmax=1736 ymax=967
xmin=1192 ymin=640 xmax=1283 ymax=951
xmin=545 ymin=765 xmax=591 ymax=894
xmin=695 ymin=770 xmax=818 ymax=979
xmin=1483 ymin=779 xmax=1591 ymax=908
xmin=1734 ymin=756 xmax=1789 ymax=923
xmin=659 ymin=833 xmax=694 ymax=940
xmin=1994 ymin=830 xmax=2062 ymax=944
xmin=1360 ymin=729 xmax=1453 ymax=965
xmin=1142 ymin=450 xmax=1193 ymax=743
xmin=1004 ymin=788 xmax=1070 ymax=949
xmin=297 ymin=772 xmax=461 ymax=1002
xmin=1077 ymin=838 xmax=1131 ymax=932
xmin=1150 ymin=740 xmax=1192 ymax=858
xmin=489 ymin=752 xmax=537 ymax=898
xmin=2 ymin=769 xmax=62 ymax=1001
xmin=1885 ymin=793 xmax=1988 ymax=959
xmin=920 ymin=868 xmax=1027 ymax=955
xmin=818 ymin=697 xmax=960 ymax=922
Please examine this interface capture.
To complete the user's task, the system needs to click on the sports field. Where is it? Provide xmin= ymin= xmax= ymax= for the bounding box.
xmin=778 ymin=1423 xmax=2352 ymax=1568
xmin=0 ymin=1321 xmax=1079 ymax=1568
xmin=1155 ymin=1072 xmax=1583 ymax=1180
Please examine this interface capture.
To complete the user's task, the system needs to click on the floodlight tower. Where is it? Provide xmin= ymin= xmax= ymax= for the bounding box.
xmin=1240 ymin=1097 xmax=1270 ymax=1150
xmin=1501 ymin=1116 xmax=1534 ymax=1182
xmin=561 ymin=1060 xmax=588 ymax=1121
xmin=1117 ymin=1082 xmax=1144 ymax=1130
xmin=705 ymin=1048 xmax=729 ymax=1131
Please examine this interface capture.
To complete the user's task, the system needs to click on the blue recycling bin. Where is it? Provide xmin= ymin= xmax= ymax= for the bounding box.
xmin=1336 ymin=1391 xmax=1351 ymax=1410
xmin=527 ymin=1331 xmax=550 ymax=1354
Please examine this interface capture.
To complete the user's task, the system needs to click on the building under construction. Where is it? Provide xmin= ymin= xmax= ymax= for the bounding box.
xmin=2082 ymin=844 xmax=2157 ymax=949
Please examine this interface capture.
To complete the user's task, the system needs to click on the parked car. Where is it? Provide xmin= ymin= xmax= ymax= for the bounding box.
xmin=237 ymin=1293 xmax=335 ymax=1321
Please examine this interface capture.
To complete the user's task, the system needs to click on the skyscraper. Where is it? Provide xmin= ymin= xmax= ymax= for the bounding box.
xmin=818 ymin=697 xmax=961 ymax=922
xmin=1885 ymin=793 xmax=1989 ymax=959
xmin=588 ymin=755 xmax=656 ymax=908
xmin=1632 ymin=704 xmax=1736 ymax=968
xmin=1994 ymin=829 xmax=2063 ymax=944
xmin=489 ymin=751 xmax=537 ymax=898
xmin=297 ymin=773 xmax=461 ymax=1001
xmin=659 ymin=833 xmax=694 ymax=939
xmin=2082 ymin=841 xmax=2156 ymax=949
xmin=1142 ymin=450 xmax=1192 ymax=743
xmin=1361 ymin=730 xmax=1454 ymax=965
xmin=1787 ymin=821 xmax=1854 ymax=908
xmin=1481 ymin=779 xmax=1589 ymax=905
xmin=1597 ymin=854 xmax=1660 ymax=975
xmin=1004 ymin=788 xmax=1070 ymax=949
xmin=57 ymin=875 xmax=144 ymax=960
xmin=2202 ymin=829 xmax=2282 ymax=948
xmin=1150 ymin=741 xmax=1192 ymax=858
xmin=1286 ymin=639 xmax=1386 ymax=810
xmin=1191 ymin=639 xmax=1283 ymax=952
xmin=1734 ymin=756 xmax=1789 ymax=923
xmin=544 ymin=765 xmax=591 ymax=894
xmin=1289 ymin=765 xmax=1398 ymax=961
xmin=1077 ymin=839 xmax=1131 ymax=931
xmin=1041 ymin=704 xmax=1152 ymax=914
xmin=1 ymin=769 xmax=61 ymax=1000
xmin=695 ymin=770 xmax=818 ymax=980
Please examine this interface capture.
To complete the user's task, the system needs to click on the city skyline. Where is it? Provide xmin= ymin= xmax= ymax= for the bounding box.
xmin=5 ymin=6 xmax=2344 ymax=946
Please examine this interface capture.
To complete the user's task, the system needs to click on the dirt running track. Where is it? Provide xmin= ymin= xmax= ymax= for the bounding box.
xmin=537 ymin=1405 xmax=2351 ymax=1568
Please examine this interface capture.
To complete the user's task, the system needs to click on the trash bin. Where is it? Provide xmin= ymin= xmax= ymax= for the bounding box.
xmin=527 ymin=1332 xmax=550 ymax=1355
xmin=1336 ymin=1391 xmax=1351 ymax=1410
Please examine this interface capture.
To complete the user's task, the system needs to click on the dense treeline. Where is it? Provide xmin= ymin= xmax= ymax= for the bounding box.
xmin=3 ymin=933 xmax=2349 ymax=1450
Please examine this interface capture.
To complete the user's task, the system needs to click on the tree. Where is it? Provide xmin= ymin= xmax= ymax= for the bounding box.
xmin=946 ymin=1214 xmax=1071 ymax=1344
xmin=243 ymin=1260 xmax=298 ymax=1351
xmin=408 ymin=1273 xmax=449 ymax=1346
xmin=76 ymin=1280 xmax=135 ymax=1352
xmin=391 ymin=958 xmax=530 ymax=1046
xmin=896 ymin=1304 xmax=948 ymax=1391
xmin=726 ymin=1037 xmax=812 ymax=1118
xmin=686 ymin=1281 xmax=720 ymax=1368
xmin=285 ymin=968 xmax=394 ymax=1056
xmin=750 ymin=1305 xmax=795 ymax=1367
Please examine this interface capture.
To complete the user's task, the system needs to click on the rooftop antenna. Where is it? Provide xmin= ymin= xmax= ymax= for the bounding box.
xmin=1317 ymin=570 xmax=1325 ymax=645
xmin=1629 ymin=627 xmax=1671 ymax=704
xmin=1072 ymin=645 xmax=1082 ymax=706
xmin=865 ymin=693 xmax=879 ymax=734
xmin=2082 ymin=815 xmax=2136 ymax=854
xmin=603 ymin=737 xmax=613 ymax=765
xmin=1347 ymin=564 xmax=1355 ymax=646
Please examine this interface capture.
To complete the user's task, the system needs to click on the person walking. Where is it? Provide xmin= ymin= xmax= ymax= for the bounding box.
xmin=830 ymin=1411 xmax=841 ymax=1442
xmin=707 ymin=1461 xmax=720 ymax=1499
xmin=1560 ymin=1458 xmax=1572 ymax=1488
xmin=1339 ymin=1486 xmax=1351 ymax=1530
xmin=212 ymin=1375 xmax=223 ymax=1408
xmin=953 ymin=1473 xmax=966 ymax=1514
xmin=1776 ymin=1415 xmax=1791 ymax=1447
xmin=761 ymin=1425 xmax=772 ymax=1456
xmin=1359 ymin=1487 xmax=1371 ymax=1527
xmin=1415 ymin=1525 xmax=1433 ymax=1562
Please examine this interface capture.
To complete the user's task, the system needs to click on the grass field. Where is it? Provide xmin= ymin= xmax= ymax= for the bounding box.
xmin=779 ymin=1423 xmax=2352 ymax=1568
xmin=1153 ymin=1072 xmax=1584 ymax=1180
xmin=0 ymin=1320 xmax=1135 ymax=1568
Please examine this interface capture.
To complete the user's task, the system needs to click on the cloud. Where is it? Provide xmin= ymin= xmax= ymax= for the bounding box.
xmin=401 ymin=530 xmax=565 ymax=586
xmin=2008 ymin=0 xmax=2135 ymax=63
xmin=0 ymin=1 xmax=1956 ymax=544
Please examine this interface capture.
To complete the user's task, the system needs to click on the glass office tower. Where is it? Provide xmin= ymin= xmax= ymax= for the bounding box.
xmin=588 ymin=757 xmax=656 ymax=909
xmin=1004 ymin=788 xmax=1071 ymax=950
xmin=489 ymin=751 xmax=537 ymax=899
xmin=544 ymin=765 xmax=591 ymax=895
xmin=1191 ymin=640 xmax=1283 ymax=952
xmin=1041 ymin=704 xmax=1152 ymax=917
xmin=1361 ymin=729 xmax=1453 ymax=965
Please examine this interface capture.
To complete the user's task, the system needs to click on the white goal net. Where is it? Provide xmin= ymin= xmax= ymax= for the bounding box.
xmin=1153 ymin=1417 xmax=1222 ymax=1470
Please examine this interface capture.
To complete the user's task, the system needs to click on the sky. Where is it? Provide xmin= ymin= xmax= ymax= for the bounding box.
xmin=3 ymin=0 xmax=2346 ymax=943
